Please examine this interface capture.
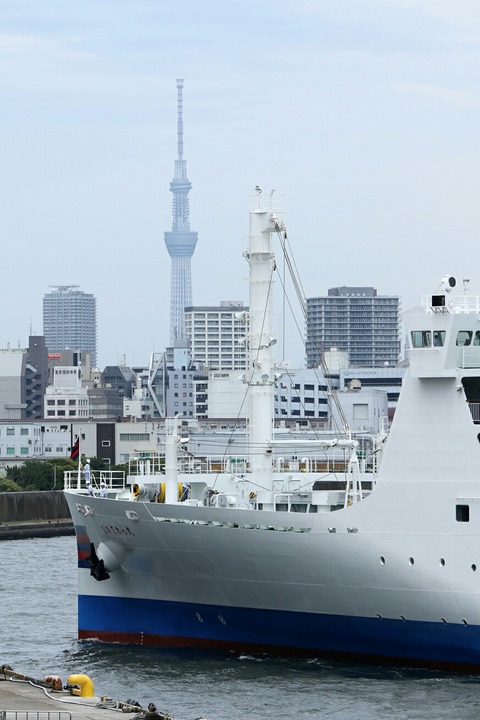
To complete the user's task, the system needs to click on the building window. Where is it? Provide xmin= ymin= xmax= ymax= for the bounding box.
xmin=6 ymin=447 xmax=14 ymax=455
xmin=20 ymin=428 xmax=29 ymax=436
xmin=20 ymin=447 xmax=29 ymax=455
xmin=102 ymin=440 xmax=111 ymax=447
xmin=6 ymin=428 xmax=14 ymax=436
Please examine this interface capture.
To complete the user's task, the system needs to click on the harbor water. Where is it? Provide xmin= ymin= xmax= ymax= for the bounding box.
xmin=2 ymin=535 xmax=480 ymax=719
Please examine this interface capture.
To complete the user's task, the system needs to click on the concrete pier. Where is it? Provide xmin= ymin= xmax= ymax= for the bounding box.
xmin=0 ymin=677 xmax=174 ymax=719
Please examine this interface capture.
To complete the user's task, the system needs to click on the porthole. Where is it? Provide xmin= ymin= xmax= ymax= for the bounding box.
xmin=409 ymin=557 xmax=415 ymax=566
xmin=472 ymin=564 xmax=477 ymax=572
xmin=195 ymin=612 xmax=204 ymax=623
xmin=379 ymin=556 xmax=385 ymax=565
xmin=440 ymin=558 xmax=445 ymax=567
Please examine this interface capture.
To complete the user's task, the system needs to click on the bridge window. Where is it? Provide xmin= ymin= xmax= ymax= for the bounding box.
xmin=456 ymin=331 xmax=472 ymax=346
xmin=411 ymin=331 xmax=431 ymax=348
xmin=433 ymin=331 xmax=445 ymax=347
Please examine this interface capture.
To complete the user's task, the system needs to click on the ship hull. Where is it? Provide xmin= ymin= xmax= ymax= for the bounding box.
xmin=66 ymin=482 xmax=480 ymax=670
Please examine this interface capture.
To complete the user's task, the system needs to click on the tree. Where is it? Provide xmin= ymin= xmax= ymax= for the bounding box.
xmin=4 ymin=459 xmax=77 ymax=491
xmin=0 ymin=478 xmax=21 ymax=492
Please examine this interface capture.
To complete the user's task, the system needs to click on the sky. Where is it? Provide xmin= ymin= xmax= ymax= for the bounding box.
xmin=2 ymin=0 xmax=480 ymax=368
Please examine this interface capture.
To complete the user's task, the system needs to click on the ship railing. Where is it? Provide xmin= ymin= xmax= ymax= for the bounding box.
xmin=175 ymin=453 xmax=366 ymax=476
xmin=422 ymin=294 xmax=480 ymax=313
xmin=63 ymin=469 xmax=126 ymax=491
xmin=459 ymin=347 xmax=480 ymax=368
xmin=128 ymin=451 xmax=165 ymax=476
xmin=468 ymin=402 xmax=480 ymax=423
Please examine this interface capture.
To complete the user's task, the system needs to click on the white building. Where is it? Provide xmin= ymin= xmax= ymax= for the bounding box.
xmin=123 ymin=377 xmax=155 ymax=420
xmin=0 ymin=421 xmax=74 ymax=471
xmin=44 ymin=366 xmax=90 ymax=419
xmin=184 ymin=301 xmax=249 ymax=370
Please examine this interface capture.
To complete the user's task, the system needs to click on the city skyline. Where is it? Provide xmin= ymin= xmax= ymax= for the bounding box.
xmin=2 ymin=2 xmax=480 ymax=368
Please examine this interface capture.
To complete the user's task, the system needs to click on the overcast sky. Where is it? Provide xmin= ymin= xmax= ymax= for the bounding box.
xmin=2 ymin=0 xmax=480 ymax=368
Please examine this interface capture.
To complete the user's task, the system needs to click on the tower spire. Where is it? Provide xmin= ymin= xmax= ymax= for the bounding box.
xmin=176 ymin=78 xmax=184 ymax=162
xmin=164 ymin=79 xmax=198 ymax=343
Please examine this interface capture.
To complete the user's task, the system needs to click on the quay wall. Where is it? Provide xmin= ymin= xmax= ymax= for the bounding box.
xmin=0 ymin=491 xmax=73 ymax=540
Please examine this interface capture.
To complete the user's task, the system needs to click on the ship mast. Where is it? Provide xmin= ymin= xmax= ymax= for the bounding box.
xmin=245 ymin=188 xmax=284 ymax=506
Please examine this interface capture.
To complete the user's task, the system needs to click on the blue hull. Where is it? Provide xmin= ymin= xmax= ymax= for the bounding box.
xmin=78 ymin=593 xmax=480 ymax=669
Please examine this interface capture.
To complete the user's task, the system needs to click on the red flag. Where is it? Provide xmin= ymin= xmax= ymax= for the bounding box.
xmin=70 ymin=438 xmax=79 ymax=461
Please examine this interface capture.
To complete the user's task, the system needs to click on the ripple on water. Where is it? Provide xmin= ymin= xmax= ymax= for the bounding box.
xmin=4 ymin=535 xmax=480 ymax=720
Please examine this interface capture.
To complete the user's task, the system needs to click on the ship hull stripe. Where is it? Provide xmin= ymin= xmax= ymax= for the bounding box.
xmin=78 ymin=593 xmax=480 ymax=668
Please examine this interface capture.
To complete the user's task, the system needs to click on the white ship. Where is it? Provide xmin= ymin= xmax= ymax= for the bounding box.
xmin=64 ymin=191 xmax=480 ymax=669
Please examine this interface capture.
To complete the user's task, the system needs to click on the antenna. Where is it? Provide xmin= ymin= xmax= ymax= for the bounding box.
xmin=176 ymin=79 xmax=184 ymax=162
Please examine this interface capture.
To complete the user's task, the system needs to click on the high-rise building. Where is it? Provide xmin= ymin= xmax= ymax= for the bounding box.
xmin=184 ymin=301 xmax=249 ymax=370
xmin=164 ymin=79 xmax=198 ymax=343
xmin=306 ymin=286 xmax=400 ymax=368
xmin=43 ymin=285 xmax=97 ymax=367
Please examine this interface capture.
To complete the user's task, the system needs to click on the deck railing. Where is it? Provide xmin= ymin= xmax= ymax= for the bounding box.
xmin=63 ymin=445 xmax=378 ymax=491
xmin=63 ymin=470 xmax=126 ymax=491
xmin=469 ymin=402 xmax=480 ymax=423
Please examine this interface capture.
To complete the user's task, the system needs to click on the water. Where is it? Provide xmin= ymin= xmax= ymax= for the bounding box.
xmin=2 ymin=535 xmax=480 ymax=719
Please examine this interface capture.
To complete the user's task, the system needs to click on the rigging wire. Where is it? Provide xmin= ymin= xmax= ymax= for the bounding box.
xmin=272 ymin=219 xmax=351 ymax=436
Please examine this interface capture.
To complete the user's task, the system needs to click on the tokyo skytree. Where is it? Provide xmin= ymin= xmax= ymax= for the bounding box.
xmin=164 ymin=79 xmax=198 ymax=343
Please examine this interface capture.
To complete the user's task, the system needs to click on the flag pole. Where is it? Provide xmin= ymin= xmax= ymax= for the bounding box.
xmin=77 ymin=429 xmax=82 ymax=490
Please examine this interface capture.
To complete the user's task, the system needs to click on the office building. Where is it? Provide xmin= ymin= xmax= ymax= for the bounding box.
xmin=43 ymin=286 xmax=97 ymax=367
xmin=306 ymin=286 xmax=400 ymax=368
